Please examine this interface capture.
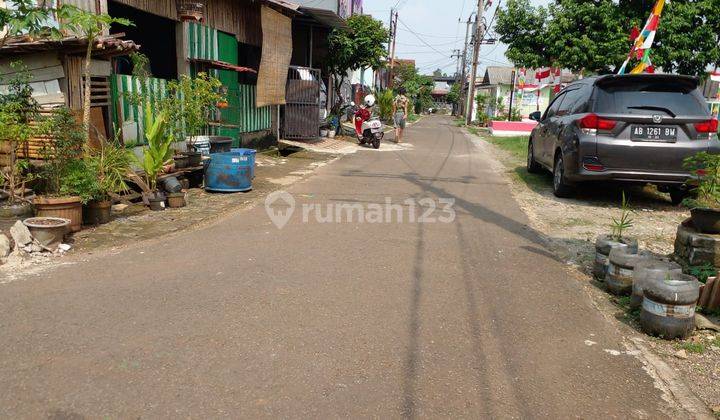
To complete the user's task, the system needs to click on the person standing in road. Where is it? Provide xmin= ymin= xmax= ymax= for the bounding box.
xmin=393 ymin=87 xmax=409 ymax=143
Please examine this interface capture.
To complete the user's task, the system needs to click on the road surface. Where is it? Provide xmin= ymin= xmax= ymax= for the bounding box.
xmin=0 ymin=116 xmax=676 ymax=418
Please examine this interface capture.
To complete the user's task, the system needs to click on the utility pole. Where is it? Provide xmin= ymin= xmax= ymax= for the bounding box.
xmin=452 ymin=49 xmax=461 ymax=79
xmin=451 ymin=49 xmax=463 ymax=116
xmin=458 ymin=15 xmax=473 ymax=117
xmin=387 ymin=10 xmax=399 ymax=88
xmin=465 ymin=0 xmax=485 ymax=125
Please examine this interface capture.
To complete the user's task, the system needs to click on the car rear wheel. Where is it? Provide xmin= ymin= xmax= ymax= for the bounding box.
xmin=669 ymin=187 xmax=688 ymax=206
xmin=527 ymin=140 xmax=542 ymax=174
xmin=553 ymin=154 xmax=575 ymax=198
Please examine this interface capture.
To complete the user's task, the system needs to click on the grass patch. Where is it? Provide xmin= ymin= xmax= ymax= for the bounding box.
xmin=467 ymin=126 xmax=480 ymax=136
xmin=408 ymin=113 xmax=421 ymax=123
xmin=485 ymin=136 xmax=530 ymax=161
xmin=677 ymin=341 xmax=706 ymax=354
xmin=562 ymin=217 xmax=593 ymax=228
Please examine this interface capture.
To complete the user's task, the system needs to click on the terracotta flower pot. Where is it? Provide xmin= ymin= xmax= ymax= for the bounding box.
xmin=34 ymin=196 xmax=83 ymax=232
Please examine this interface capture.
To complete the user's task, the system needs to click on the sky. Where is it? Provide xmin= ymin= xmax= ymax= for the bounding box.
xmin=361 ymin=0 xmax=546 ymax=76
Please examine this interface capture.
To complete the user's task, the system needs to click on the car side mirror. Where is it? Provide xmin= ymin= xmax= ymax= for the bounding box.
xmin=529 ymin=111 xmax=541 ymax=122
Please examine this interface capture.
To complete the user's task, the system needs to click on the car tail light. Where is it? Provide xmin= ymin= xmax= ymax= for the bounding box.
xmin=582 ymin=157 xmax=605 ymax=172
xmin=578 ymin=113 xmax=617 ymax=130
xmin=695 ymin=118 xmax=719 ymax=133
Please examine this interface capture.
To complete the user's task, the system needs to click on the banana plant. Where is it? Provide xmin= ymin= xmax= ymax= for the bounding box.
xmin=135 ymin=101 xmax=173 ymax=192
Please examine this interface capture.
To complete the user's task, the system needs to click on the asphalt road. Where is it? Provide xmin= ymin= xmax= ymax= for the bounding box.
xmin=1 ymin=116 xmax=675 ymax=418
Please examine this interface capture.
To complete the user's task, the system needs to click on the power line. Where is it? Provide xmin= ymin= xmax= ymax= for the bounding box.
xmin=396 ymin=28 xmax=459 ymax=39
xmin=397 ymin=17 xmax=450 ymax=56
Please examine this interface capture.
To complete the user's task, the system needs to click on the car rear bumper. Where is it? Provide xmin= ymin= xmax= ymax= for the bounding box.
xmin=568 ymin=167 xmax=692 ymax=185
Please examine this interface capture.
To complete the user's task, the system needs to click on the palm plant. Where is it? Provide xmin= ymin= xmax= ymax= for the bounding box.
xmin=135 ymin=102 xmax=173 ymax=193
xmin=84 ymin=130 xmax=133 ymax=202
xmin=610 ymin=191 xmax=634 ymax=241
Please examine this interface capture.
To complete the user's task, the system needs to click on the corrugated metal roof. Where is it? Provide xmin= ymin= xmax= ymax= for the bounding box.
xmin=299 ymin=7 xmax=348 ymax=29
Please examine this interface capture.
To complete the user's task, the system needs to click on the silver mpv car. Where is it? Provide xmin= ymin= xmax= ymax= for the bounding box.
xmin=527 ymin=74 xmax=720 ymax=203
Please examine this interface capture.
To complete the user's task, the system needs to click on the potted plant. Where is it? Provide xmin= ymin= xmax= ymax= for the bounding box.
xmin=593 ymin=192 xmax=639 ymax=278
xmin=0 ymin=63 xmax=40 ymax=220
xmin=34 ymin=107 xmax=87 ymax=232
xmin=162 ymin=73 xmax=222 ymax=165
xmin=134 ymin=102 xmax=173 ymax=211
xmin=682 ymin=152 xmax=720 ymax=233
xmin=82 ymin=134 xmax=133 ymax=224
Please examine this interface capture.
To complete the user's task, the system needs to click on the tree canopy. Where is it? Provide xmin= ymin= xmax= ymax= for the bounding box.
xmin=326 ymin=14 xmax=388 ymax=109
xmin=495 ymin=0 xmax=720 ymax=75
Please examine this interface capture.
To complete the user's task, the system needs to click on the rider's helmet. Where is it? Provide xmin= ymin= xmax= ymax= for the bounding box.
xmin=364 ymin=94 xmax=376 ymax=107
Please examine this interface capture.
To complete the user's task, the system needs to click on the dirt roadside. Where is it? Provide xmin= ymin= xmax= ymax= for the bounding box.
xmin=472 ymin=130 xmax=720 ymax=415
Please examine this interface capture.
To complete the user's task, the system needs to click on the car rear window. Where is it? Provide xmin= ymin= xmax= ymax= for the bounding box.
xmin=594 ymin=81 xmax=709 ymax=117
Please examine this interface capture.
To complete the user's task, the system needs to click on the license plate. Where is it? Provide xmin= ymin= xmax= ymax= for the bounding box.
xmin=631 ymin=125 xmax=677 ymax=142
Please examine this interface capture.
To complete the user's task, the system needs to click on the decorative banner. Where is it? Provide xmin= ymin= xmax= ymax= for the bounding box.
xmin=257 ymin=5 xmax=292 ymax=107
xmin=518 ymin=68 xmax=526 ymax=89
xmin=535 ymin=68 xmax=551 ymax=80
xmin=618 ymin=0 xmax=665 ymax=74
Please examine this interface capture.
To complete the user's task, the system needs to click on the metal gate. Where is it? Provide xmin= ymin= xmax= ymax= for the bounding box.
xmin=283 ymin=66 xmax=321 ymax=140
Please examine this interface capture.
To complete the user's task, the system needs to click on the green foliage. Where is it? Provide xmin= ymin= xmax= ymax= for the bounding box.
xmin=376 ymin=89 xmax=395 ymax=121
xmin=84 ymin=135 xmax=133 ymax=201
xmin=135 ymin=102 xmax=173 ymax=192
xmin=41 ymin=107 xmax=86 ymax=196
xmin=59 ymin=160 xmax=97 ymax=204
xmin=682 ymin=152 xmax=720 ymax=209
xmin=0 ymin=63 xmax=42 ymax=203
xmin=393 ymin=62 xmax=434 ymax=114
xmin=610 ymin=191 xmax=634 ymax=241
xmin=495 ymin=0 xmax=552 ymax=69
xmin=162 ymin=73 xmax=223 ymax=147
xmin=0 ymin=0 xmax=66 ymax=47
xmin=58 ymin=5 xmax=133 ymax=135
xmin=446 ymin=83 xmax=460 ymax=106
xmin=687 ymin=263 xmax=717 ymax=284
xmin=475 ymin=93 xmax=490 ymax=125
xmin=495 ymin=0 xmax=720 ymax=75
xmin=326 ymin=14 xmax=388 ymax=107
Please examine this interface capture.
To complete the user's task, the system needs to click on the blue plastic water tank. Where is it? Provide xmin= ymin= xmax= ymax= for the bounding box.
xmin=204 ymin=149 xmax=256 ymax=192
xmin=231 ymin=148 xmax=257 ymax=179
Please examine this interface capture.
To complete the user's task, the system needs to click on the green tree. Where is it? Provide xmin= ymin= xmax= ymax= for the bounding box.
xmin=495 ymin=0 xmax=720 ymax=75
xmin=326 ymin=14 xmax=388 ymax=110
xmin=446 ymin=83 xmax=460 ymax=105
xmin=0 ymin=0 xmax=64 ymax=47
xmin=545 ymin=0 xmax=627 ymax=73
xmin=161 ymin=73 xmax=223 ymax=149
xmin=495 ymin=0 xmax=551 ymax=68
xmin=393 ymin=62 xmax=434 ymax=113
xmin=58 ymin=6 xmax=132 ymax=137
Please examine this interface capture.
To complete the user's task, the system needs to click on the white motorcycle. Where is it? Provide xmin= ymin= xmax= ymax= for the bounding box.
xmin=354 ymin=95 xmax=384 ymax=149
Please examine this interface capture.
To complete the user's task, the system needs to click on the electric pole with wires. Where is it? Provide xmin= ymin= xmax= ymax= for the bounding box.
xmin=466 ymin=0 xmax=485 ymax=125
xmin=458 ymin=14 xmax=474 ymax=118
xmin=387 ymin=9 xmax=399 ymax=88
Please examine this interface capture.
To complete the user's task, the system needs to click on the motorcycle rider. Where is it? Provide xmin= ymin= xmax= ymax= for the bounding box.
xmin=354 ymin=95 xmax=374 ymax=136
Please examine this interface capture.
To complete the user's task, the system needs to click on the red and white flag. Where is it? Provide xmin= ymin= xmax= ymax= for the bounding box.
xmin=535 ymin=68 xmax=551 ymax=80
